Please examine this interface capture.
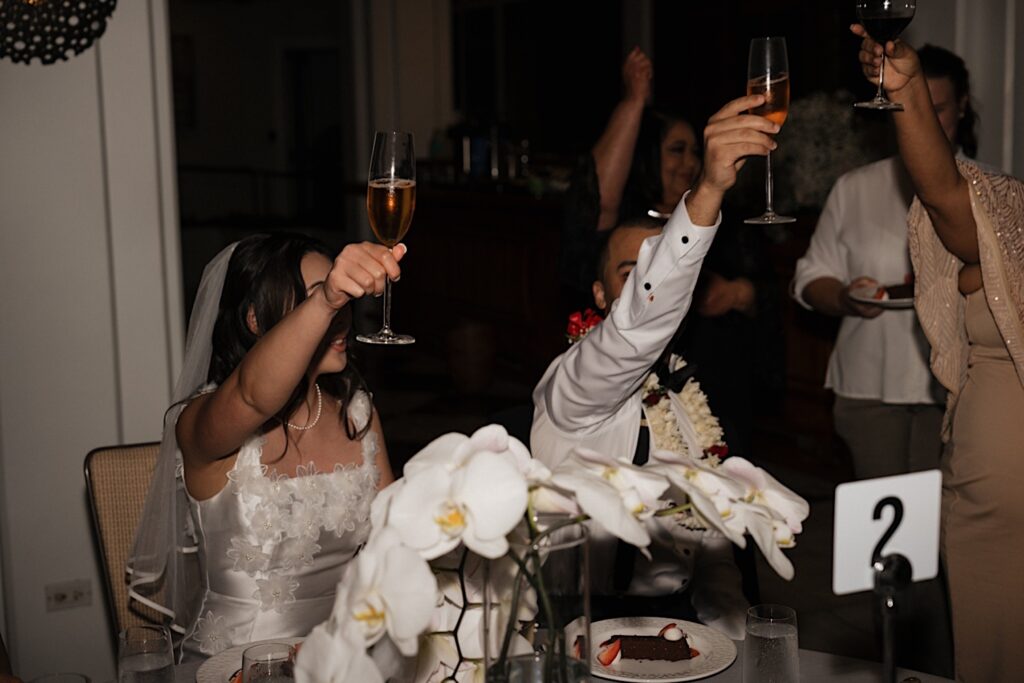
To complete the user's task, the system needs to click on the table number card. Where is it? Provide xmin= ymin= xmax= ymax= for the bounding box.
xmin=833 ymin=470 xmax=942 ymax=595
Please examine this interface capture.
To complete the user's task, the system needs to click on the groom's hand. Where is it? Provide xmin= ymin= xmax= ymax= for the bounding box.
xmin=686 ymin=94 xmax=779 ymax=225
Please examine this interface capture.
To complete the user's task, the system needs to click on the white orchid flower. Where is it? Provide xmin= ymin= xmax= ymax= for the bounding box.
xmin=718 ymin=457 xmax=809 ymax=533
xmin=650 ymin=448 xmax=746 ymax=499
xmin=295 ymin=619 xmax=383 ymax=683
xmin=346 ymin=527 xmax=438 ymax=656
xmin=528 ymin=482 xmax=581 ymax=516
xmin=647 ymin=461 xmax=745 ymax=547
xmin=369 ymin=478 xmax=401 ymax=532
xmin=404 ymin=424 xmax=532 ymax=478
xmin=388 ymin=451 xmax=528 ymax=560
xmin=550 ymin=447 xmax=669 ymax=551
xmin=727 ymin=501 xmax=798 ymax=580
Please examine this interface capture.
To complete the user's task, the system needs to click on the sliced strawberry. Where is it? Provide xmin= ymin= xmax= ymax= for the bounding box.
xmin=572 ymin=635 xmax=585 ymax=659
xmin=872 ymin=287 xmax=886 ymax=300
xmin=596 ymin=639 xmax=621 ymax=667
xmin=658 ymin=622 xmax=678 ymax=638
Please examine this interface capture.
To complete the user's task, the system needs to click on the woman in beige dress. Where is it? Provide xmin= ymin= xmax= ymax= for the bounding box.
xmin=855 ymin=27 xmax=1024 ymax=683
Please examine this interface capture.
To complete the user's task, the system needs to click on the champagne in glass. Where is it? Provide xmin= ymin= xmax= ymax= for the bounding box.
xmin=357 ymin=131 xmax=416 ymax=345
xmin=367 ymin=178 xmax=416 ymax=246
xmin=854 ymin=0 xmax=917 ymax=110
xmin=747 ymin=74 xmax=790 ymax=126
xmin=744 ymin=37 xmax=796 ymax=225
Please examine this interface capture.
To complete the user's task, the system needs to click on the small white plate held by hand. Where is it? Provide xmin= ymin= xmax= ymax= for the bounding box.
xmin=848 ymin=283 xmax=915 ymax=310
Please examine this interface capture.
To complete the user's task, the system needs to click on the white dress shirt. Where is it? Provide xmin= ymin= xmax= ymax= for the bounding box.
xmin=792 ymin=157 xmax=943 ymax=404
xmin=531 ymin=193 xmax=748 ymax=638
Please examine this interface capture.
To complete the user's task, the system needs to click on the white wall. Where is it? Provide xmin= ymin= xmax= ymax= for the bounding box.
xmin=0 ymin=0 xmax=182 ymax=679
xmin=905 ymin=0 xmax=1023 ymax=176
xmin=368 ymin=0 xmax=456 ymax=164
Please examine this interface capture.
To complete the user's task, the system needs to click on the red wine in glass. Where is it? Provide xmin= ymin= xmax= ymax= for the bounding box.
xmin=854 ymin=0 xmax=916 ymax=111
xmin=859 ymin=13 xmax=914 ymax=44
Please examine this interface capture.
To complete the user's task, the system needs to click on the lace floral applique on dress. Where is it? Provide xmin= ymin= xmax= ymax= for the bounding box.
xmin=226 ymin=440 xmax=378 ymax=611
xmin=189 ymin=390 xmax=380 ymax=650
xmin=193 ymin=610 xmax=234 ymax=655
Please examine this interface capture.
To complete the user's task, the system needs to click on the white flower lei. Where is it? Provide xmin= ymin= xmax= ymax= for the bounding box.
xmin=642 ymin=354 xmax=726 ymax=462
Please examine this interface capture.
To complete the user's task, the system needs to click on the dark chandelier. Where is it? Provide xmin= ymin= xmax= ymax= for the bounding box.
xmin=0 ymin=0 xmax=117 ymax=65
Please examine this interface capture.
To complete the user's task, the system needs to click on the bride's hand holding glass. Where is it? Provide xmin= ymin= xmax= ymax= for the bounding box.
xmin=320 ymin=242 xmax=406 ymax=310
xmin=852 ymin=23 xmax=921 ymax=100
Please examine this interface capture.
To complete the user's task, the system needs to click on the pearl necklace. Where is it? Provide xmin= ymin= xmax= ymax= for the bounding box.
xmin=287 ymin=383 xmax=322 ymax=431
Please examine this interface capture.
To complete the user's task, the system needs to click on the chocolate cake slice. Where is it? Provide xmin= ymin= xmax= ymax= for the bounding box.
xmin=607 ymin=633 xmax=694 ymax=661
xmin=885 ymin=283 xmax=914 ymax=299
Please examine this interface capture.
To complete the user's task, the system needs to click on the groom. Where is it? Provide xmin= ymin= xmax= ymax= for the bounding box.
xmin=531 ymin=94 xmax=779 ymax=636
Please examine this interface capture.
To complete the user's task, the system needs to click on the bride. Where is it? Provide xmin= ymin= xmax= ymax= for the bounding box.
xmin=127 ymin=233 xmax=403 ymax=659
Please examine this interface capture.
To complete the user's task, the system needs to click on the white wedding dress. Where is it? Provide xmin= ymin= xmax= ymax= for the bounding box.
xmin=180 ymin=391 xmax=379 ymax=658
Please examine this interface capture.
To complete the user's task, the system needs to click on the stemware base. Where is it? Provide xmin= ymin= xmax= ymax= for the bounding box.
xmin=357 ymin=330 xmax=415 ymax=345
xmin=853 ymin=98 xmax=904 ymax=111
xmin=744 ymin=211 xmax=796 ymax=225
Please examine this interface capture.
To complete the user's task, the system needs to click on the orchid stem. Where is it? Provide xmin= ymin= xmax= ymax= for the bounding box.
xmin=497 ymin=549 xmax=527 ymax=664
xmin=655 ymin=503 xmax=693 ymax=517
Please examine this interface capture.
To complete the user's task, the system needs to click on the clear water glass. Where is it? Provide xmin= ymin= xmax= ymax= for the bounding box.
xmin=743 ymin=604 xmax=799 ymax=683
xmin=242 ymin=643 xmax=296 ymax=683
xmin=117 ymin=626 xmax=173 ymax=683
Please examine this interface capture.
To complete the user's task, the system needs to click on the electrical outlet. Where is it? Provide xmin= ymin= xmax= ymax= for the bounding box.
xmin=45 ymin=579 xmax=92 ymax=611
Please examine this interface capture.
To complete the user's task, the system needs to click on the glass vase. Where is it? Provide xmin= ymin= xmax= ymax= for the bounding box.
xmin=483 ymin=516 xmax=591 ymax=683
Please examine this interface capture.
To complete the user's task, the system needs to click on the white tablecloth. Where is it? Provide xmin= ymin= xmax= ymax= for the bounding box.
xmin=176 ymin=640 xmax=953 ymax=683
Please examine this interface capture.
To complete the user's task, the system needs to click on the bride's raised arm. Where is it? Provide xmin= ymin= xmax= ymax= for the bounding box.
xmin=177 ymin=242 xmax=404 ymax=465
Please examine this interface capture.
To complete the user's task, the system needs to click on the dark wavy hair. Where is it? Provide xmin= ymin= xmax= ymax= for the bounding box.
xmin=207 ymin=233 xmax=370 ymax=443
xmin=919 ymin=44 xmax=978 ymax=158
xmin=621 ymin=109 xmax=698 ymax=221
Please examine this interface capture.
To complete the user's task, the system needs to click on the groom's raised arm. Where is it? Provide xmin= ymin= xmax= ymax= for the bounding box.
xmin=532 ymin=95 xmax=779 ymax=440
xmin=537 ymin=199 xmax=719 ymax=434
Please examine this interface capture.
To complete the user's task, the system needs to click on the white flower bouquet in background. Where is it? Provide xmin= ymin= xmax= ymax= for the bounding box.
xmin=296 ymin=424 xmax=809 ymax=683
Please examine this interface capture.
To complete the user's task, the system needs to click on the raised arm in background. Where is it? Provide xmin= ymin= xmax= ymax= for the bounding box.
xmin=853 ymin=25 xmax=978 ymax=263
xmin=592 ymin=47 xmax=652 ymax=230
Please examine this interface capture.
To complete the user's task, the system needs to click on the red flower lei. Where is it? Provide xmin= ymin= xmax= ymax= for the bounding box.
xmin=566 ymin=309 xmax=604 ymax=344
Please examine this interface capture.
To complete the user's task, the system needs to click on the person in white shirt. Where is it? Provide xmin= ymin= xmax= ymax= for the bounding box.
xmin=791 ymin=45 xmax=977 ymax=482
xmin=531 ymin=93 xmax=779 ymax=637
xmin=791 ymin=45 xmax=974 ymax=678
xmin=792 ymin=156 xmax=944 ymax=480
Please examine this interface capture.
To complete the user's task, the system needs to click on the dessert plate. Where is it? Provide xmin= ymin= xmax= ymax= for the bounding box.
xmin=589 ymin=617 xmax=736 ymax=682
xmin=849 ymin=284 xmax=914 ymax=310
xmin=195 ymin=637 xmax=302 ymax=683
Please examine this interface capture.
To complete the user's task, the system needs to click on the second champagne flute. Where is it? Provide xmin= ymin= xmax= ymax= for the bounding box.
xmin=744 ymin=36 xmax=796 ymax=225
xmin=357 ymin=130 xmax=416 ymax=345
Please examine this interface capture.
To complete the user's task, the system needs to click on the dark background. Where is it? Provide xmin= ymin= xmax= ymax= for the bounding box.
xmin=168 ymin=0 xmax=881 ymax=476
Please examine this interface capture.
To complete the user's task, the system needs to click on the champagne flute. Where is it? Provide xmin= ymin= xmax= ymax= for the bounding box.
xmin=853 ymin=0 xmax=917 ymax=110
xmin=357 ymin=130 xmax=416 ymax=345
xmin=744 ymin=37 xmax=795 ymax=225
